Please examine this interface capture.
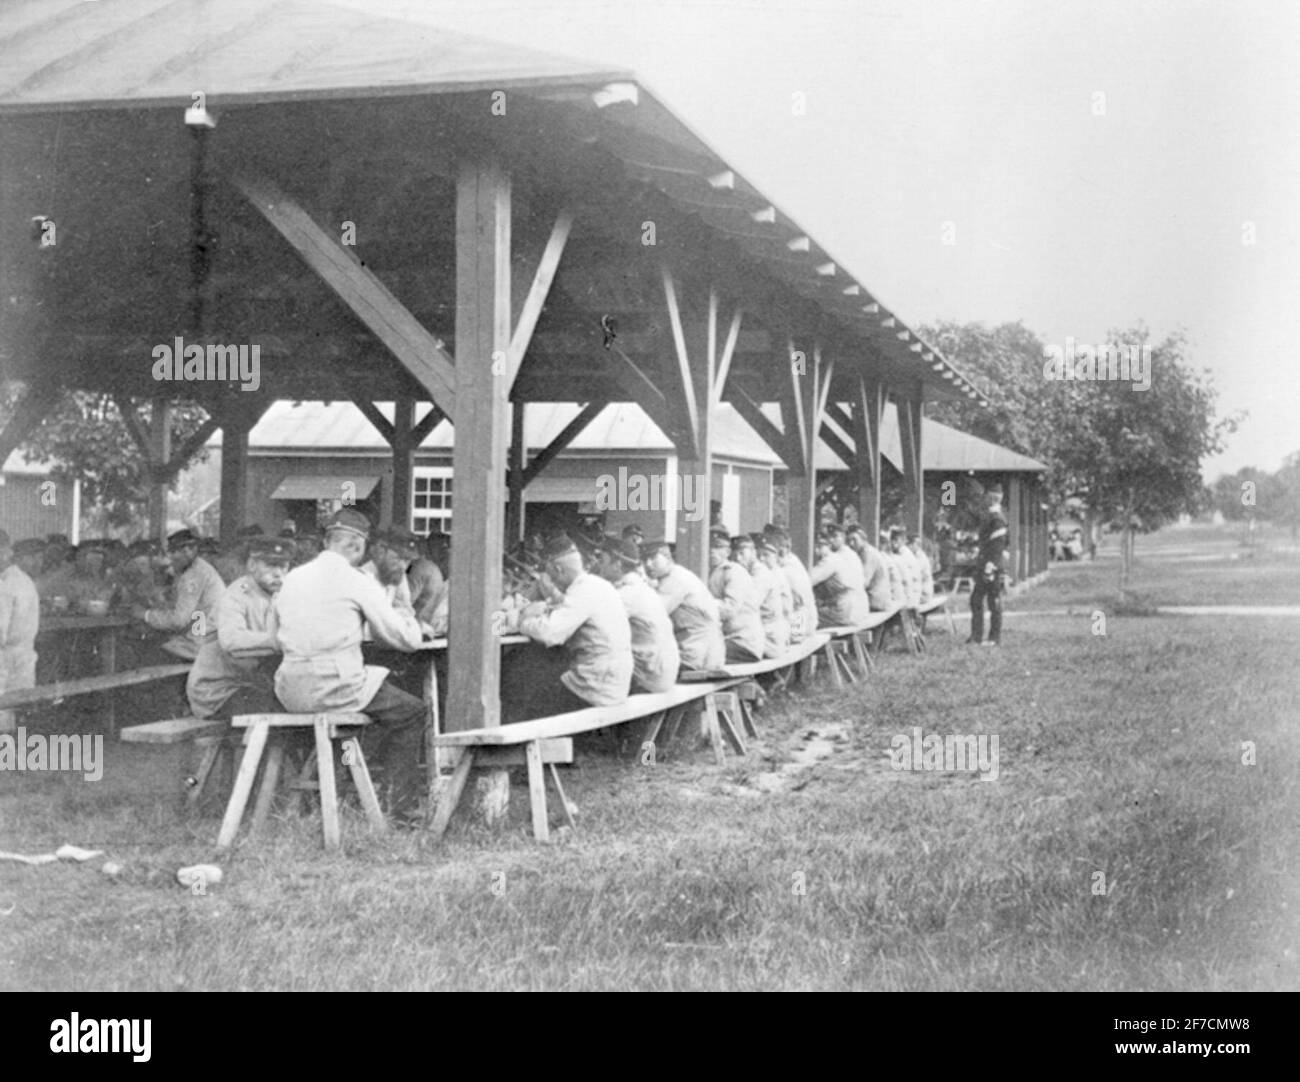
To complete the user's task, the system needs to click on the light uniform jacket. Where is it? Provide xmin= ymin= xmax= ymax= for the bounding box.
xmin=893 ymin=546 xmax=923 ymax=608
xmin=518 ymin=571 xmax=633 ymax=706
xmin=652 ymin=564 xmax=725 ymax=672
xmin=614 ymin=571 xmax=680 ymax=693
xmin=912 ymin=546 xmax=935 ymax=603
xmin=749 ymin=562 xmax=791 ymax=658
xmin=186 ymin=575 xmax=279 ymax=718
xmin=858 ymin=544 xmax=894 ymax=611
xmin=144 ymin=556 xmax=224 ymax=660
xmin=360 ymin=559 xmax=415 ymax=640
xmin=779 ymin=553 xmax=817 ymax=639
xmin=0 ymin=564 xmax=39 ymax=728
xmin=274 ymin=550 xmax=423 ymax=713
xmin=811 ymin=549 xmax=871 ymax=627
xmin=708 ymin=560 xmax=765 ymax=661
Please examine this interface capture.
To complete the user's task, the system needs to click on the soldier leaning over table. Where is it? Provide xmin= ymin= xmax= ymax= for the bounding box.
xmin=765 ymin=525 xmax=816 ymax=642
xmin=641 ymin=538 xmax=725 ymax=673
xmin=501 ymin=534 xmax=633 ymax=722
xmin=846 ymin=526 xmax=893 ymax=612
xmin=968 ymin=483 xmax=1010 ymax=647
xmin=707 ymin=528 xmax=764 ymax=664
xmin=736 ymin=533 xmax=790 ymax=659
xmin=131 ymin=529 xmax=224 ymax=662
xmin=0 ymin=530 xmax=40 ymax=734
xmin=273 ymin=508 xmax=427 ymax=826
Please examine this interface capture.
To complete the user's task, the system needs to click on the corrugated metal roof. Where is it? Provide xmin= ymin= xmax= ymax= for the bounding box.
xmin=225 ymin=399 xmax=1043 ymax=473
xmin=229 ymin=400 xmax=784 ymax=466
xmin=0 ymin=0 xmax=988 ymax=405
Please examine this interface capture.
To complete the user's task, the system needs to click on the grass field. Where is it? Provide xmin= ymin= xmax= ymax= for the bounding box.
xmin=2 ymin=523 xmax=1297 ymax=991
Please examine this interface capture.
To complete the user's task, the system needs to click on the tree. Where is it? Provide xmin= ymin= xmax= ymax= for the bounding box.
xmin=1041 ymin=327 xmax=1236 ymax=591
xmin=0 ymin=384 xmax=211 ymax=532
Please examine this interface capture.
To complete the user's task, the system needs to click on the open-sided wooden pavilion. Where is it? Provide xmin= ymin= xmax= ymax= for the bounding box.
xmin=0 ymin=0 xmax=989 ymax=735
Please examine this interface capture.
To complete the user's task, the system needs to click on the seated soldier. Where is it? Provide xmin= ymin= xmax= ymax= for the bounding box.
xmin=889 ymin=527 xmax=922 ymax=610
xmin=0 ymin=530 xmax=40 ymax=734
xmin=707 ymin=529 xmax=763 ymax=664
xmin=846 ymin=525 xmax=894 ymax=611
xmin=766 ymin=525 xmax=816 ymax=641
xmin=274 ymin=508 xmax=427 ymax=824
xmin=640 ymin=538 xmax=725 ymax=673
xmin=505 ymin=535 xmax=633 ymax=720
xmin=908 ymin=533 xmax=935 ymax=604
xmin=596 ymin=534 xmax=679 ymax=693
xmin=132 ymin=529 xmax=225 ymax=661
xmin=406 ymin=545 xmax=445 ymax=628
xmin=736 ymin=533 xmax=790 ymax=658
xmin=811 ymin=524 xmax=870 ymax=627
xmin=186 ymin=537 xmax=293 ymax=720
xmin=755 ymin=531 xmax=800 ymax=644
xmin=878 ymin=530 xmax=907 ymax=610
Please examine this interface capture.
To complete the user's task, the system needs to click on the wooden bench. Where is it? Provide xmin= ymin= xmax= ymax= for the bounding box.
xmin=217 ymin=713 xmax=386 ymax=852
xmin=917 ymin=593 xmax=956 ymax=636
xmin=0 ymin=663 xmax=192 ymax=738
xmin=430 ymin=681 xmax=740 ymax=843
xmin=818 ymin=610 xmax=898 ymax=682
xmin=120 ymin=716 xmax=233 ymax=809
xmin=677 ymin=632 xmax=831 ymax=734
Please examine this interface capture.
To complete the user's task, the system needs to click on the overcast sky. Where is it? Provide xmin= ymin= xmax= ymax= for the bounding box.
xmin=333 ymin=0 xmax=1299 ymax=478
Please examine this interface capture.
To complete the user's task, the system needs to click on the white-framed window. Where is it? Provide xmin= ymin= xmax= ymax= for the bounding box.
xmin=411 ymin=467 xmax=453 ymax=534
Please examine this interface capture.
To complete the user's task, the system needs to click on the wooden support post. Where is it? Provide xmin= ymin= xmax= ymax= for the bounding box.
xmin=662 ymin=269 xmax=712 ymax=578
xmin=388 ymin=395 xmax=416 ymax=528
xmin=445 ymin=163 xmax=511 ymax=812
xmin=851 ymin=374 xmax=885 ymax=541
xmin=147 ymin=401 xmax=171 ymax=544
xmin=507 ymin=402 xmax=526 ymax=544
xmin=786 ymin=341 xmax=832 ymax=566
xmin=218 ymin=405 xmax=253 ymax=547
xmin=898 ymin=388 xmax=924 ymax=537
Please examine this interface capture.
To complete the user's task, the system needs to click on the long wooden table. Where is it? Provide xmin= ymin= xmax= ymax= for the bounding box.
xmin=33 ymin=613 xmax=135 ymax=732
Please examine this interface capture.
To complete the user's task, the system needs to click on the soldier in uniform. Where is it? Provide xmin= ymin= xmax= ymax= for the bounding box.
xmin=641 ymin=538 xmax=725 ymax=673
xmin=0 ymin=530 xmax=40 ymax=734
xmin=596 ymin=535 xmax=679 ymax=694
xmin=707 ymin=528 xmax=763 ymax=664
xmin=736 ymin=533 xmax=790 ymax=658
xmin=968 ymin=483 xmax=1010 ymax=646
xmin=185 ymin=536 xmax=293 ymax=720
xmin=133 ymin=529 xmax=225 ymax=661
xmin=274 ymin=508 xmax=427 ymax=824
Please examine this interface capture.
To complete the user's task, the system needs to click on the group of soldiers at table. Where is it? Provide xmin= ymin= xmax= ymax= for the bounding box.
xmin=0 ymin=484 xmax=1009 ymax=821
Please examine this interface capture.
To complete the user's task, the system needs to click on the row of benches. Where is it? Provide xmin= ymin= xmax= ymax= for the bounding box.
xmin=112 ymin=595 xmax=953 ymax=849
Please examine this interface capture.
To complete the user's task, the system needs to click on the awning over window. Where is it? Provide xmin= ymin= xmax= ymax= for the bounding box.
xmin=270 ymin=475 xmax=381 ymax=501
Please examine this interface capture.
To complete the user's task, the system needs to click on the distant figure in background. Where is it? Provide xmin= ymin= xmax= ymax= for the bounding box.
xmin=42 ymin=534 xmax=72 ymax=577
xmin=133 ymin=529 xmax=224 ymax=661
xmin=0 ymin=530 xmax=40 ymax=734
xmin=968 ymin=484 xmax=1009 ymax=647
xmin=642 ymin=539 xmax=724 ymax=673
xmin=293 ymin=533 xmax=322 ymax=567
xmin=12 ymin=538 xmax=47 ymax=584
xmin=707 ymin=529 xmax=763 ymax=664
xmin=596 ymin=535 xmax=678 ymax=693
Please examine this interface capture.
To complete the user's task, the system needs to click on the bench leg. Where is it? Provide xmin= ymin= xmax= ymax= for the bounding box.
xmin=710 ymin=694 xmax=747 ymax=755
xmin=343 ymin=736 xmax=388 ymax=833
xmin=823 ymin=644 xmax=843 ymax=688
xmin=428 ymin=749 xmax=474 ymax=840
xmin=314 ymin=718 xmax=341 ymax=851
xmin=248 ymin=738 xmax=286 ymax=836
xmin=525 ymin=740 xmax=550 ymax=843
xmin=548 ymin=763 xmax=576 ymax=830
xmin=187 ymin=737 xmax=223 ymax=809
xmin=853 ymin=632 xmax=874 ymax=677
xmin=945 ymin=605 xmax=957 ymax=636
xmin=640 ymin=711 xmax=667 ymax=759
xmin=216 ymin=721 xmax=270 ymax=851
xmin=701 ymin=696 xmax=726 ymax=766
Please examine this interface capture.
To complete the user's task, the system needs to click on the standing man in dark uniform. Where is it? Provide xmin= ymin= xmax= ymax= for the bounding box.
xmin=968 ymin=483 xmax=1009 ymax=646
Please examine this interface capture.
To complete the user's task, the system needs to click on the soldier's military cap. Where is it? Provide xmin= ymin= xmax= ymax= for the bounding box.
xmin=323 ymin=507 xmax=372 ymax=540
xmin=166 ymin=528 xmax=200 ymax=550
xmin=602 ymin=534 xmax=643 ymax=566
xmin=248 ymin=537 xmax=295 ymax=564
xmin=541 ymin=534 xmax=578 ymax=561
xmin=640 ymin=538 xmax=675 ymax=558
xmin=375 ymin=525 xmax=420 ymax=560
